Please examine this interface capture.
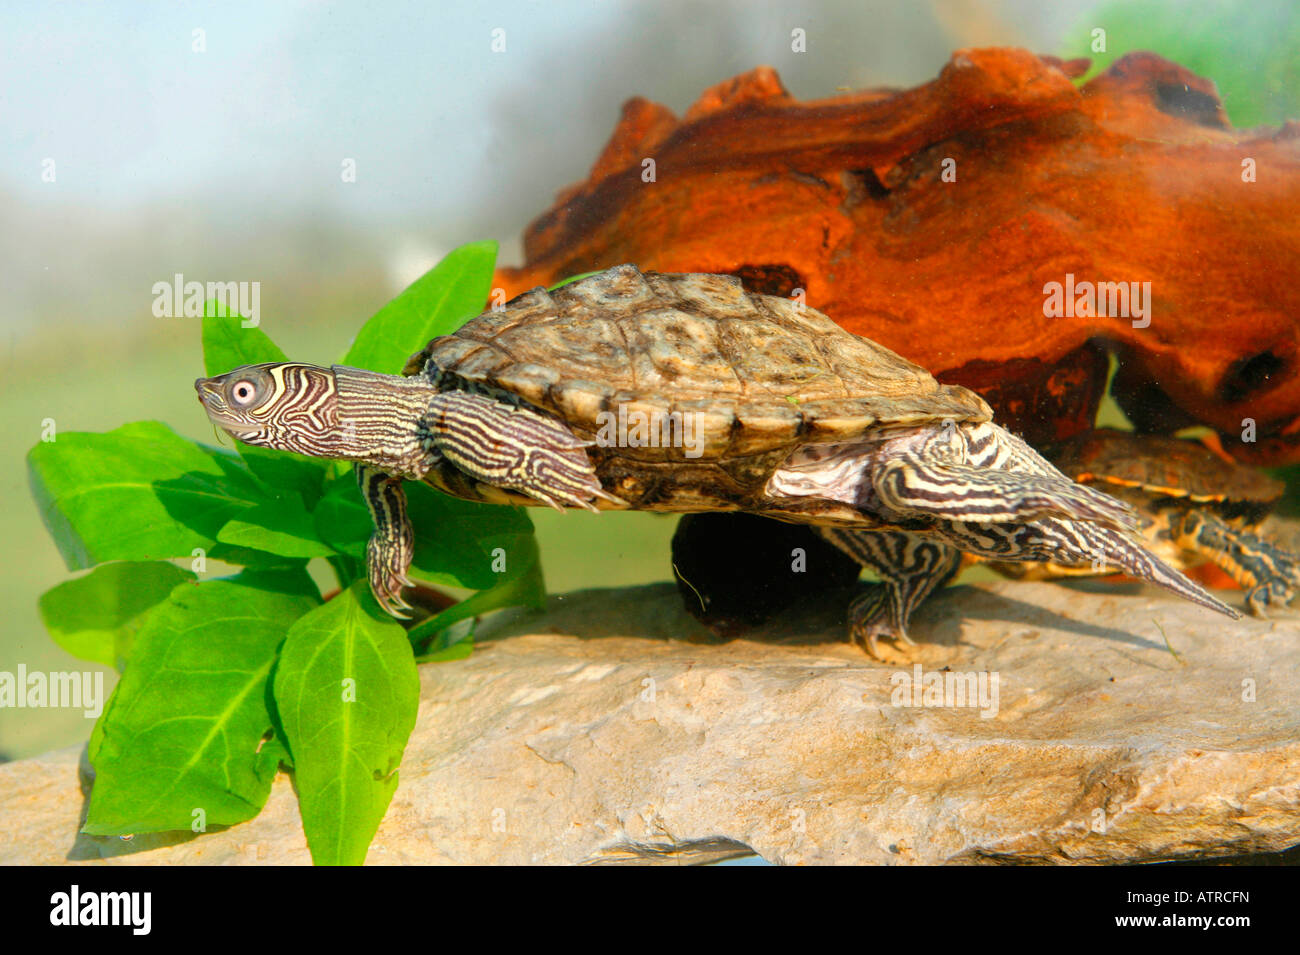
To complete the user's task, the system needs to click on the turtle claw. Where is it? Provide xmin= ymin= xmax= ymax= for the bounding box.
xmin=522 ymin=482 xmax=603 ymax=513
xmin=525 ymin=446 xmax=616 ymax=511
xmin=519 ymin=452 xmax=626 ymax=512
xmin=371 ymin=578 xmax=414 ymax=619
xmin=523 ymin=488 xmax=570 ymax=512
xmin=847 ymin=585 xmax=914 ymax=659
xmin=1245 ymin=581 xmax=1295 ymax=617
xmin=366 ymin=531 xmax=415 ymax=619
xmin=379 ymin=594 xmax=413 ymax=620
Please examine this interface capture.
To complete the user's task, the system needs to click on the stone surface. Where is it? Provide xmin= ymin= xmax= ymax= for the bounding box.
xmin=2 ymin=579 xmax=1299 ymax=865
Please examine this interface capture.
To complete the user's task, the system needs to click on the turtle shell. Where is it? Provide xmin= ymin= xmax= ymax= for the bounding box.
xmin=404 ymin=265 xmax=991 ymax=467
xmin=1050 ymin=428 xmax=1284 ymax=506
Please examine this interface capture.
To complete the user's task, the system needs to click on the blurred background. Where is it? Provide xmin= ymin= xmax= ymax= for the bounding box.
xmin=3 ymin=0 xmax=1297 ymax=759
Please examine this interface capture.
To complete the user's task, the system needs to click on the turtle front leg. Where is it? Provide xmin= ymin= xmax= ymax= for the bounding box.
xmin=817 ymin=528 xmax=963 ymax=657
xmin=421 ymin=391 xmax=622 ymax=510
xmin=1169 ymin=509 xmax=1300 ymax=615
xmin=356 ymin=465 xmax=415 ymax=618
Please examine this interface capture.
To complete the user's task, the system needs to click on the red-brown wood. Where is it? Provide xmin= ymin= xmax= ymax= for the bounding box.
xmin=495 ymin=49 xmax=1300 ymax=463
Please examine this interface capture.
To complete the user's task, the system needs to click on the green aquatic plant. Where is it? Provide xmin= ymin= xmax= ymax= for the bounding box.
xmin=27 ymin=241 xmax=545 ymax=864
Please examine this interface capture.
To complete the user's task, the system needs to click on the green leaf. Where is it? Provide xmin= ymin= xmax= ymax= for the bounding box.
xmin=83 ymin=568 xmax=321 ymax=835
xmin=257 ymin=732 xmax=294 ymax=776
xmin=201 ymin=306 xmax=289 ymax=377
xmin=418 ymin=634 xmax=475 ymax=664
xmin=410 ymin=490 xmax=539 ymax=589
xmin=38 ymin=562 xmax=195 ymax=669
xmin=28 ymin=421 xmax=272 ymax=570
xmin=273 ymin=581 xmax=419 ymax=866
xmin=408 ymin=541 xmax=546 ymax=650
xmin=314 ymin=474 xmax=538 ymax=589
xmin=202 ymin=299 xmax=329 ymax=507
xmin=342 ymin=241 xmax=497 ymax=373
xmin=311 ymin=474 xmax=374 ymax=561
xmin=218 ymin=496 xmax=336 ymax=559
xmin=227 ymin=443 xmax=328 ymax=512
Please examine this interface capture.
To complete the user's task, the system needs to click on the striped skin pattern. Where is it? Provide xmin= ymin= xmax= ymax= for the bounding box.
xmin=822 ymin=514 xmax=1236 ymax=656
xmin=195 ymin=363 xmax=345 ymax=457
xmin=198 ymin=363 xmax=620 ymax=617
xmin=348 ymin=384 xmax=621 ymax=615
xmin=423 ymin=391 xmax=621 ymax=511
xmin=818 ymin=529 xmax=962 ymax=656
xmin=875 ymin=462 xmax=1138 ymax=529
xmin=874 ymin=421 xmax=1137 ymax=531
xmin=331 ymin=366 xmax=451 ymax=476
xmin=358 ymin=465 xmax=416 ymax=617
xmin=943 ymin=518 xmax=1233 ymax=617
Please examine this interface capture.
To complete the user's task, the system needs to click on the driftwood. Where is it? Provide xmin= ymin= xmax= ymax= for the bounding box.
xmin=495 ymin=48 xmax=1300 ymax=463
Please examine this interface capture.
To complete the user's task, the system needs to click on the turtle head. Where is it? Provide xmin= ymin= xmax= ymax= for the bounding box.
xmin=196 ymin=362 xmax=437 ymax=474
xmin=196 ymin=362 xmax=348 ymax=457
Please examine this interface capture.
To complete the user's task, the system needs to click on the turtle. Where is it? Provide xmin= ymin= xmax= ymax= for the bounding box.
xmin=991 ymin=428 xmax=1300 ymax=615
xmin=195 ymin=265 xmax=1237 ymax=655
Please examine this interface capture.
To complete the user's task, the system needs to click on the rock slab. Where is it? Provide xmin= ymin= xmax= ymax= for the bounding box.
xmin=2 ymin=580 xmax=1298 ymax=864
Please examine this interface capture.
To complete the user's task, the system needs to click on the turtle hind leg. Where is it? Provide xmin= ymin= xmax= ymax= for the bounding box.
xmin=1170 ymin=509 xmax=1300 ymax=616
xmin=357 ymin=465 xmax=415 ymax=618
xmin=818 ymin=528 xmax=963 ymax=657
xmin=422 ymin=391 xmax=623 ymax=511
xmin=1075 ymin=523 xmax=1239 ymax=619
xmin=943 ymin=518 xmax=1240 ymax=620
xmin=875 ymin=457 xmax=1138 ymax=532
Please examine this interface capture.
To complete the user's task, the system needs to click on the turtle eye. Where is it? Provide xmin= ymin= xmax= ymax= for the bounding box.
xmin=230 ymin=379 xmax=259 ymax=406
